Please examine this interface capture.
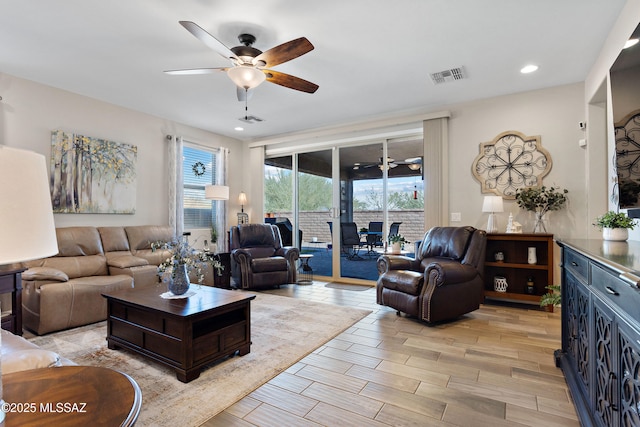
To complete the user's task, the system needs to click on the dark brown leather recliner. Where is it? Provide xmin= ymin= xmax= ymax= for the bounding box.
xmin=376 ymin=226 xmax=486 ymax=323
xmin=230 ymin=224 xmax=300 ymax=290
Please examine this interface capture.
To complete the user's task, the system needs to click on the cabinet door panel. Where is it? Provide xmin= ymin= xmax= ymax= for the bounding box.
xmin=618 ymin=318 xmax=640 ymax=426
xmin=577 ymin=281 xmax=591 ymax=391
xmin=593 ymin=298 xmax=617 ymax=427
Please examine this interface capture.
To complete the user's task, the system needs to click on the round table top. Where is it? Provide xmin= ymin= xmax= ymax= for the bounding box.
xmin=299 ymin=254 xmax=314 ymax=259
xmin=2 ymin=365 xmax=142 ymax=427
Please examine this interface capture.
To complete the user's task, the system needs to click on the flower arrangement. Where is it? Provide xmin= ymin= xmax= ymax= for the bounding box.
xmin=592 ymin=211 xmax=637 ymax=230
xmin=515 ymin=186 xmax=569 ymax=215
xmin=151 ymin=238 xmax=223 ymax=284
xmin=515 ymin=186 xmax=568 ymax=232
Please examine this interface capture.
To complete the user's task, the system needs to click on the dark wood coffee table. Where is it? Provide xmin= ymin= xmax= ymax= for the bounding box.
xmin=2 ymin=365 xmax=141 ymax=426
xmin=102 ymin=285 xmax=256 ymax=383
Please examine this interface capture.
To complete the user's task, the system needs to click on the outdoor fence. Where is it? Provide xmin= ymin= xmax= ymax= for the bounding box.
xmin=268 ymin=210 xmax=425 ymax=247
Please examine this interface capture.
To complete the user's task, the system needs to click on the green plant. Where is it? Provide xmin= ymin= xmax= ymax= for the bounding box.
xmin=210 ymin=225 xmax=218 ymax=243
xmin=515 ymin=186 xmax=569 ymax=215
xmin=593 ymin=211 xmax=637 ymax=230
xmin=360 ymin=227 xmax=368 ymax=233
xmin=540 ymin=284 xmax=561 ymax=307
xmin=388 ymin=234 xmax=409 ymax=244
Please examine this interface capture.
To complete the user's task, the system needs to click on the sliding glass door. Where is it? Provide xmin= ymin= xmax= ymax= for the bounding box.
xmin=264 ymin=135 xmax=423 ymax=284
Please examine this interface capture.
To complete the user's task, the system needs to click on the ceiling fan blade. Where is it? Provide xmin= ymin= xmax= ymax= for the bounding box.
xmin=164 ymin=67 xmax=228 ymax=75
xmin=179 ymin=21 xmax=237 ymax=61
xmin=263 ymin=70 xmax=318 ymax=93
xmin=237 ymin=86 xmax=254 ymax=102
xmin=254 ymin=37 xmax=314 ymax=68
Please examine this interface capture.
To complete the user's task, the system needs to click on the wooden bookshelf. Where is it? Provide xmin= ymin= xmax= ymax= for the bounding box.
xmin=483 ymin=233 xmax=554 ymax=311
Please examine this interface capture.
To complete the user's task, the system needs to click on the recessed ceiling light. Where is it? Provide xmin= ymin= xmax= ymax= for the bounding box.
xmin=520 ymin=64 xmax=539 ymax=74
xmin=234 ymin=127 xmax=244 ymax=131
xmin=625 ymin=38 xmax=639 ymax=49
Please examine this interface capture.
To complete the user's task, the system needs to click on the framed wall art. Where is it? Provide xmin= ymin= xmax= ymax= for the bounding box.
xmin=50 ymin=130 xmax=137 ymax=214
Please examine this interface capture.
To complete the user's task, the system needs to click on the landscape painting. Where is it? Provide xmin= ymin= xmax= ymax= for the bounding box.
xmin=50 ymin=130 xmax=137 ymax=214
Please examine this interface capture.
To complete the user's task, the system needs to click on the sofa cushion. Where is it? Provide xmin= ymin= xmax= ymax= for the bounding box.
xmin=419 ymin=226 xmax=473 ymax=261
xmin=252 ymin=256 xmax=288 ymax=273
xmin=56 ymin=227 xmax=105 ymax=256
xmin=22 ymin=266 xmax=69 ymax=282
xmin=379 ymin=270 xmax=423 ymax=295
xmin=107 ymin=255 xmax=149 ymax=269
xmin=98 ymin=226 xmax=131 ymax=252
xmin=125 ymin=225 xmax=174 ymax=265
xmin=29 ymin=255 xmax=109 ymax=279
xmin=237 ymin=224 xmax=280 ymax=248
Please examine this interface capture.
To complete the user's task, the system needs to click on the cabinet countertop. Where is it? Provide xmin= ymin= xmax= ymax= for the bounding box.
xmin=556 ymin=238 xmax=640 ymax=285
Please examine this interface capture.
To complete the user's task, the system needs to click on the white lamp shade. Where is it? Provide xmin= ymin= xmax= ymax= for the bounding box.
xmin=482 ymin=196 xmax=504 ymax=213
xmin=238 ymin=192 xmax=248 ymax=205
xmin=205 ymin=185 xmax=229 ymax=200
xmin=227 ymin=66 xmax=266 ymax=89
xmin=0 ymin=146 xmax=58 ymax=264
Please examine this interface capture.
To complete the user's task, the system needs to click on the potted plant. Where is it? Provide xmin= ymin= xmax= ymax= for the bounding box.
xmin=515 ymin=186 xmax=569 ymax=233
xmin=593 ymin=210 xmax=636 ymax=241
xmin=540 ymin=284 xmax=561 ymax=310
xmin=388 ymin=234 xmax=409 ymax=254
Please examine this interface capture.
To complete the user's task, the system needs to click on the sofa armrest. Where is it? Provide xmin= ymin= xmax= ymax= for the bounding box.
xmin=107 ymin=255 xmax=150 ymax=269
xmin=377 ymin=255 xmax=414 ymax=274
xmin=276 ymin=246 xmax=300 ymax=262
xmin=22 ymin=267 xmax=69 ymax=282
xmin=425 ymin=260 xmax=479 ymax=287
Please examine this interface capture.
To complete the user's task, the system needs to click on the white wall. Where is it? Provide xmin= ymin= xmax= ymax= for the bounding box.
xmin=447 ymin=83 xmax=586 ymax=240
xmin=0 ymin=73 xmax=243 ymax=234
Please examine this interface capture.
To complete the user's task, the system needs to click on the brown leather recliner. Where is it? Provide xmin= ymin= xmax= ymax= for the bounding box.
xmin=376 ymin=226 xmax=486 ymax=323
xmin=230 ymin=224 xmax=300 ymax=289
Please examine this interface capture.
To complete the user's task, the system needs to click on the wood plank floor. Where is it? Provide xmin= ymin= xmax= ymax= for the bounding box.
xmin=200 ymin=282 xmax=578 ymax=427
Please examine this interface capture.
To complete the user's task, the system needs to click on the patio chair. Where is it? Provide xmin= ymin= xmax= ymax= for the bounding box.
xmin=389 ymin=222 xmax=402 ymax=238
xmin=340 ymin=222 xmax=366 ymax=260
xmin=366 ymin=221 xmax=383 ymax=255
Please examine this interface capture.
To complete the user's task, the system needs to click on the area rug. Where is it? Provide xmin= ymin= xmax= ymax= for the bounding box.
xmin=325 ymin=282 xmax=373 ymax=291
xmin=29 ymin=292 xmax=371 ymax=427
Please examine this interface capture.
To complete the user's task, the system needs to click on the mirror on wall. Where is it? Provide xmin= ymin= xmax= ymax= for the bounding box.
xmin=612 ymin=23 xmax=640 ymax=209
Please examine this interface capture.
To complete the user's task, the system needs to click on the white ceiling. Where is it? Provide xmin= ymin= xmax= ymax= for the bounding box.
xmin=0 ymin=0 xmax=628 ymax=142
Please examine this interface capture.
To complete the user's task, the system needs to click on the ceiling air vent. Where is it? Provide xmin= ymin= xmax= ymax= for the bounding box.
xmin=429 ymin=67 xmax=466 ymax=85
xmin=238 ymin=115 xmax=264 ymax=124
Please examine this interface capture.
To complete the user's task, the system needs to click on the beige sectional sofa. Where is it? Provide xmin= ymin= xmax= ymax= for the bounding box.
xmin=22 ymin=225 xmax=174 ymax=335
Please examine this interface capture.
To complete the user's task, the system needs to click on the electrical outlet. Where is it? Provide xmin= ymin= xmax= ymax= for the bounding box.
xmin=451 ymin=212 xmax=461 ymax=222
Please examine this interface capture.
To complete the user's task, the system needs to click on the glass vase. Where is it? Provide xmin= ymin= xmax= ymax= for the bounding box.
xmin=168 ymin=263 xmax=190 ymax=295
xmin=533 ymin=212 xmax=547 ymax=233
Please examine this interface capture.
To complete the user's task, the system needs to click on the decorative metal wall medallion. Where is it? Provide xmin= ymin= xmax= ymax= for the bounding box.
xmin=472 ymin=130 xmax=552 ymax=199
xmin=615 ymin=109 xmax=640 ymax=208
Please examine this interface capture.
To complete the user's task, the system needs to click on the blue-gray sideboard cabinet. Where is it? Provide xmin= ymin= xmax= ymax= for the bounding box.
xmin=556 ymin=239 xmax=640 ymax=427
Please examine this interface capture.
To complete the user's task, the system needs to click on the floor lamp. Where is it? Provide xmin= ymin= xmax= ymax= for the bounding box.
xmin=482 ymin=195 xmax=504 ymax=234
xmin=0 ymin=146 xmax=59 ymax=422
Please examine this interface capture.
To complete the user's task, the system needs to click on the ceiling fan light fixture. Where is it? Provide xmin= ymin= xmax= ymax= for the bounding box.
xmin=407 ymin=163 xmax=422 ymax=171
xmin=227 ymin=65 xmax=266 ymax=89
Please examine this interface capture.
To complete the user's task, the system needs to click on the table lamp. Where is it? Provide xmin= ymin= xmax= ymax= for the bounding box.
xmin=237 ymin=192 xmax=248 ymax=224
xmin=0 ymin=146 xmax=59 ymax=422
xmin=482 ymin=195 xmax=504 ymax=234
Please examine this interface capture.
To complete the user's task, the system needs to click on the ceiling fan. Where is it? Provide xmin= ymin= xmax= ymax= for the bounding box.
xmin=165 ymin=21 xmax=319 ymax=101
xmin=353 ymin=157 xmax=422 ymax=171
